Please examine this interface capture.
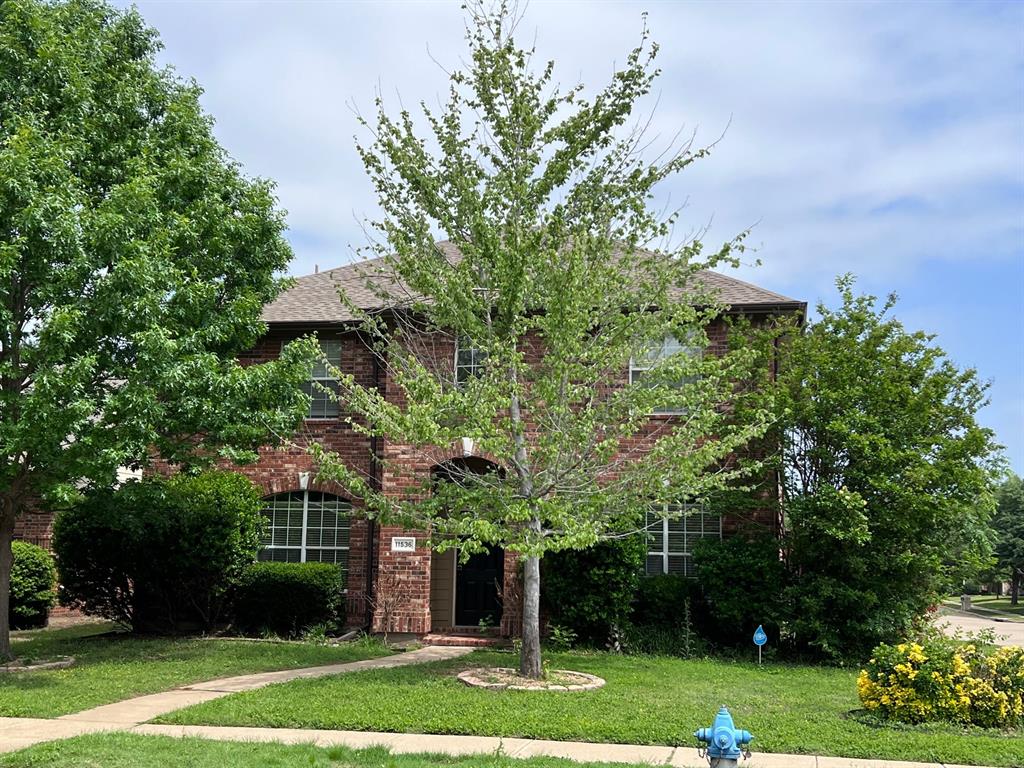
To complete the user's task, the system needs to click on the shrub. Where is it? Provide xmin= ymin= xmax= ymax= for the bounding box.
xmin=693 ymin=533 xmax=787 ymax=645
xmin=631 ymin=574 xmax=706 ymax=629
xmin=54 ymin=470 xmax=264 ymax=633
xmin=859 ymin=639 xmax=1024 ymax=728
xmin=624 ymin=575 xmax=711 ymax=657
xmin=542 ymin=537 xmax=645 ymax=646
xmin=622 ymin=598 xmax=706 ymax=658
xmin=234 ymin=561 xmax=344 ymax=637
xmin=545 ymin=624 xmax=578 ymax=651
xmin=9 ymin=541 xmax=57 ymax=629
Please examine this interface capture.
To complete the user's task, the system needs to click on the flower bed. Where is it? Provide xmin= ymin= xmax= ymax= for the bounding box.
xmin=858 ymin=640 xmax=1024 ymax=728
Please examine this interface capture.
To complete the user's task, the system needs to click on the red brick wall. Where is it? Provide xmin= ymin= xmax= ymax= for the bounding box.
xmin=148 ymin=316 xmax=780 ymax=637
xmin=224 ymin=328 xmax=381 ymax=627
xmin=353 ymin=317 xmax=777 ymax=635
xmin=13 ymin=507 xmax=54 ymax=551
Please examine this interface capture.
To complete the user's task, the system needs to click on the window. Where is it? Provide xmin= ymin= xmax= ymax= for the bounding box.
xmin=455 ymin=337 xmax=487 ymax=387
xmin=629 ymin=335 xmax=702 ymax=415
xmin=303 ymin=339 xmax=341 ymax=418
xmin=644 ymin=504 xmax=721 ymax=577
xmin=258 ymin=491 xmax=351 ymax=573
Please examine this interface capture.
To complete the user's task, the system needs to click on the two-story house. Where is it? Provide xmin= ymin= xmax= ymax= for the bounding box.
xmin=227 ymin=241 xmax=806 ymax=640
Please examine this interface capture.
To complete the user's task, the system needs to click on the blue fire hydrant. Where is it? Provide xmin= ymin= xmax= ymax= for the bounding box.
xmin=694 ymin=706 xmax=753 ymax=767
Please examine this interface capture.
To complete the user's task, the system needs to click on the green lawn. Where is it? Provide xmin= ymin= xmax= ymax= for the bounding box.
xmin=0 ymin=623 xmax=390 ymax=718
xmin=161 ymin=650 xmax=1024 ymax=768
xmin=966 ymin=595 xmax=1024 ymax=618
xmin=0 ymin=733 xmax=643 ymax=768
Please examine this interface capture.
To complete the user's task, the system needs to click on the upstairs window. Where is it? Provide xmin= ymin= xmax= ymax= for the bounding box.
xmin=303 ymin=339 xmax=341 ymax=418
xmin=629 ymin=334 xmax=702 ymax=415
xmin=258 ymin=490 xmax=351 ymax=573
xmin=644 ymin=504 xmax=722 ymax=577
xmin=455 ymin=337 xmax=487 ymax=387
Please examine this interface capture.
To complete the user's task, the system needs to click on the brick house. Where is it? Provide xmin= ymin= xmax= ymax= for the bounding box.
xmin=231 ymin=242 xmax=804 ymax=639
xmin=15 ymin=241 xmax=804 ymax=637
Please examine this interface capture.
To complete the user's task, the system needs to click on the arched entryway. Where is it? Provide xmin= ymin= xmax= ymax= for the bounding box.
xmin=430 ymin=457 xmax=505 ymax=631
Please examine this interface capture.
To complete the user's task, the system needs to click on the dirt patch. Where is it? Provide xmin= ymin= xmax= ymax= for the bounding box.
xmin=457 ymin=666 xmax=605 ymax=691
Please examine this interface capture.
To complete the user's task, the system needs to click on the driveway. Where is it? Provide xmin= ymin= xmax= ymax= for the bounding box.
xmin=938 ymin=609 xmax=1024 ymax=646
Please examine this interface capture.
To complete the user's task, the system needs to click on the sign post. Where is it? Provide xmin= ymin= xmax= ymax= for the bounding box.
xmin=753 ymin=624 xmax=767 ymax=665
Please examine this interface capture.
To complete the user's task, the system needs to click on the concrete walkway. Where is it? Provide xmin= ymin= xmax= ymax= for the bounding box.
xmin=70 ymin=722 xmax=1005 ymax=768
xmin=0 ymin=645 xmax=472 ymax=752
xmin=0 ymin=644 xmax=998 ymax=768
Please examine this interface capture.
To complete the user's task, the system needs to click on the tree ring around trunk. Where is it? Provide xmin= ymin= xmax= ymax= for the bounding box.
xmin=0 ymin=655 xmax=75 ymax=673
xmin=457 ymin=666 xmax=605 ymax=691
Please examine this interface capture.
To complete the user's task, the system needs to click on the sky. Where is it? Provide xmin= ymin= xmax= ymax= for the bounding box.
xmin=119 ymin=0 xmax=1023 ymax=472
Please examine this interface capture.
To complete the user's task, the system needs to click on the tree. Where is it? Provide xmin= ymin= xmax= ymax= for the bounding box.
xmin=0 ymin=0 xmax=316 ymax=659
xmin=993 ymin=474 xmax=1024 ymax=605
xmin=312 ymin=6 xmax=775 ymax=677
xmin=776 ymin=277 xmax=1001 ymax=660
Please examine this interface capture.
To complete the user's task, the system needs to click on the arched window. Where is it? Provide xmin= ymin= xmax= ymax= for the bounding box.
xmin=258 ymin=491 xmax=351 ymax=572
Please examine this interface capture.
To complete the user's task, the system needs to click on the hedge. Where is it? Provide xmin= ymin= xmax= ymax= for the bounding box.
xmin=54 ymin=470 xmax=264 ymax=633
xmin=234 ymin=561 xmax=344 ymax=637
xmin=542 ymin=537 xmax=645 ymax=646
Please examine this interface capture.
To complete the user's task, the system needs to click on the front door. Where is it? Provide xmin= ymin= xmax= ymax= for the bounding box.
xmin=455 ymin=548 xmax=504 ymax=627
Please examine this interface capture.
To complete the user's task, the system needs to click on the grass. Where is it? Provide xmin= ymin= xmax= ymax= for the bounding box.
xmin=161 ymin=649 xmax=1024 ymax=768
xmin=0 ymin=622 xmax=390 ymax=718
xmin=964 ymin=595 xmax=1024 ymax=619
xmin=0 ymin=733 xmax=647 ymax=768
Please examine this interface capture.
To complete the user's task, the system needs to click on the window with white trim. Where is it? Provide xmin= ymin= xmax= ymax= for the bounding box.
xmin=455 ymin=337 xmax=487 ymax=387
xmin=258 ymin=491 xmax=351 ymax=573
xmin=302 ymin=339 xmax=341 ymax=418
xmin=644 ymin=504 xmax=722 ymax=577
xmin=629 ymin=334 xmax=702 ymax=415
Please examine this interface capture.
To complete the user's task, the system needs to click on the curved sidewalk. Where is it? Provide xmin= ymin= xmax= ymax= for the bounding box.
xmin=938 ymin=610 xmax=1024 ymax=647
xmin=0 ymin=645 xmax=472 ymax=751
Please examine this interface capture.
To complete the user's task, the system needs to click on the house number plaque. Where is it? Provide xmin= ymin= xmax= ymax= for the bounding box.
xmin=391 ymin=536 xmax=416 ymax=553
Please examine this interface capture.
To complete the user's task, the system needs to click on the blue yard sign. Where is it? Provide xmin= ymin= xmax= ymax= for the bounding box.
xmin=753 ymin=625 xmax=767 ymax=665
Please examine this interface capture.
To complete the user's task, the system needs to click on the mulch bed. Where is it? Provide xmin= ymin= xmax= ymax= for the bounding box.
xmin=457 ymin=666 xmax=605 ymax=691
xmin=0 ymin=656 xmax=75 ymax=673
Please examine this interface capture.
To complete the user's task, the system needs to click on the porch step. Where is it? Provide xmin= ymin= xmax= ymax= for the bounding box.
xmin=422 ymin=633 xmax=510 ymax=648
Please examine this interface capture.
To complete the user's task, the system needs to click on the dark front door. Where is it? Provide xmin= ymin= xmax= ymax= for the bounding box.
xmin=455 ymin=547 xmax=504 ymax=627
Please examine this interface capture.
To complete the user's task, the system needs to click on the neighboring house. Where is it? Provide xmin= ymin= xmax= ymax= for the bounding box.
xmin=14 ymin=241 xmax=805 ymax=638
xmin=234 ymin=241 xmax=805 ymax=638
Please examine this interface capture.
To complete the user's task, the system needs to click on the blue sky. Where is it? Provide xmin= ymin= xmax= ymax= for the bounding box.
xmin=120 ymin=0 xmax=1023 ymax=471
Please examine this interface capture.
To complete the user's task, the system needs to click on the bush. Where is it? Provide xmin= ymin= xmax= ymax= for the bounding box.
xmin=9 ymin=541 xmax=57 ymax=629
xmin=542 ymin=537 xmax=645 ymax=646
xmin=693 ymin=533 xmax=787 ymax=645
xmin=234 ymin=562 xmax=344 ymax=637
xmin=621 ymin=600 xmax=706 ymax=658
xmin=859 ymin=639 xmax=1024 ymax=728
xmin=54 ymin=470 xmax=264 ymax=633
xmin=623 ymin=575 xmax=710 ymax=656
xmin=631 ymin=574 xmax=706 ymax=629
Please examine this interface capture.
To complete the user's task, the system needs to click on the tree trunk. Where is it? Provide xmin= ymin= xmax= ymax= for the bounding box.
xmin=0 ymin=509 xmax=15 ymax=661
xmin=519 ymin=551 xmax=541 ymax=679
xmin=1012 ymin=571 xmax=1021 ymax=607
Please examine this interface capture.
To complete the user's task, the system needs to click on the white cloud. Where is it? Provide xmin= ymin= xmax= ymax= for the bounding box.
xmin=124 ymin=0 xmax=1024 ymax=467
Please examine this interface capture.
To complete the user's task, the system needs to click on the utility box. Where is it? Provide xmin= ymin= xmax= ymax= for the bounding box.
xmin=960 ymin=594 xmax=972 ymax=611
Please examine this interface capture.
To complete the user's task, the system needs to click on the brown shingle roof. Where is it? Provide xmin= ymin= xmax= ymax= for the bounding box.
xmin=262 ymin=241 xmax=804 ymax=324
